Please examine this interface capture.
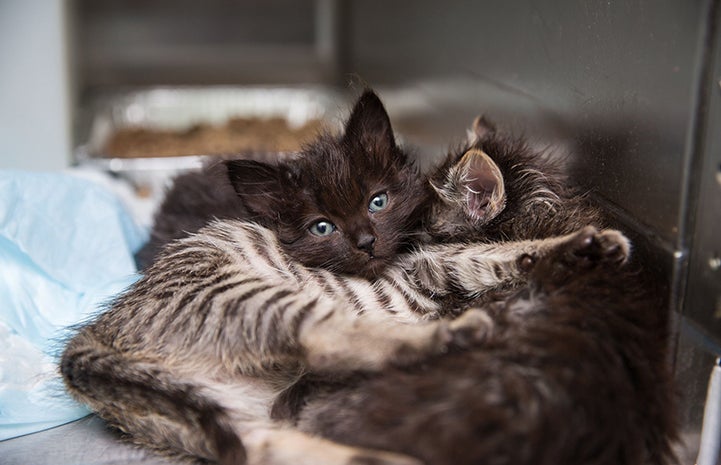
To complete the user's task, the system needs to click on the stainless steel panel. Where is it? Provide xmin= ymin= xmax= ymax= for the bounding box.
xmin=685 ymin=16 xmax=721 ymax=343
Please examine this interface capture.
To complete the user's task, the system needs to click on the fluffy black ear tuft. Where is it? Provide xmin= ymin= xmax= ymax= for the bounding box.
xmin=342 ymin=90 xmax=396 ymax=153
xmin=224 ymin=159 xmax=285 ymax=220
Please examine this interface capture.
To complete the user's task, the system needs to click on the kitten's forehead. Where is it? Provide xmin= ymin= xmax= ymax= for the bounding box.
xmin=318 ymin=166 xmax=385 ymax=216
xmin=299 ymin=142 xmax=402 ymax=203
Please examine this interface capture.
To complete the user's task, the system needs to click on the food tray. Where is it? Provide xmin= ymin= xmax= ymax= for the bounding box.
xmin=75 ymin=86 xmax=342 ymax=203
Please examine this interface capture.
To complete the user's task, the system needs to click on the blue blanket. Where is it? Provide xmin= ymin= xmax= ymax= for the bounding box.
xmin=0 ymin=171 xmax=146 ymax=440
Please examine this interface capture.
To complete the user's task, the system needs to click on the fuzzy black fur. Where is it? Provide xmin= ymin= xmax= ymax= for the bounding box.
xmin=295 ymin=231 xmax=677 ymax=465
xmin=134 ymin=161 xmax=248 ymax=269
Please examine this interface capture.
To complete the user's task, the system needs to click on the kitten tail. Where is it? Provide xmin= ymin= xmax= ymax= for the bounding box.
xmin=60 ymin=333 xmax=246 ymax=465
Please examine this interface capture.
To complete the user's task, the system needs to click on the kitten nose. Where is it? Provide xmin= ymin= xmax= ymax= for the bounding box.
xmin=357 ymin=234 xmax=376 ymax=253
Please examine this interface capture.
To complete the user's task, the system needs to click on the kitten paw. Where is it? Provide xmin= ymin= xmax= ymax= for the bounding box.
xmin=532 ymin=226 xmax=631 ymax=288
xmin=561 ymin=226 xmax=631 ymax=269
xmin=385 ymin=312 xmax=493 ymax=368
xmin=446 ymin=308 xmax=494 ymax=348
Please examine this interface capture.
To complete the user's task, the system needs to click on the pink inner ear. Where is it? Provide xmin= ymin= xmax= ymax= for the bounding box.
xmin=466 ymin=169 xmax=497 ymax=217
xmin=460 ymin=149 xmax=505 ymax=221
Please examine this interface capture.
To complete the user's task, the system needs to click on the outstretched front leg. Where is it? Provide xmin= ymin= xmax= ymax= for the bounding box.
xmin=404 ymin=226 xmax=630 ymax=300
xmin=297 ymin=302 xmax=493 ymax=372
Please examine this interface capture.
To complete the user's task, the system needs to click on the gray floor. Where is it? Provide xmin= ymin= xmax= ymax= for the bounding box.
xmin=0 ymin=416 xmax=179 ymax=465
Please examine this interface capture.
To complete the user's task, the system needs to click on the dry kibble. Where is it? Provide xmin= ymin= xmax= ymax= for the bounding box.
xmin=102 ymin=117 xmax=325 ymax=158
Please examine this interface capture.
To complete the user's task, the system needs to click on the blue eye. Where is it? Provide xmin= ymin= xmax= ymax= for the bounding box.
xmin=369 ymin=193 xmax=389 ymax=213
xmin=309 ymin=220 xmax=336 ymax=236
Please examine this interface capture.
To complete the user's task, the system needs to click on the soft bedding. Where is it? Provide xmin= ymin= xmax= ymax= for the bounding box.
xmin=0 ymin=170 xmax=146 ymax=442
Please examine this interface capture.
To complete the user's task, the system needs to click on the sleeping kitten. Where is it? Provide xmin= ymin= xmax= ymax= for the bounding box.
xmin=135 ymin=90 xmax=428 ymax=279
xmin=290 ymin=119 xmax=679 ymax=465
xmin=427 ymin=115 xmax=603 ymax=243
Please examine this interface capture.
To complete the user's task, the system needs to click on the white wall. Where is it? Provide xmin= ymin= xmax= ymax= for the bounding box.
xmin=0 ymin=0 xmax=73 ymax=171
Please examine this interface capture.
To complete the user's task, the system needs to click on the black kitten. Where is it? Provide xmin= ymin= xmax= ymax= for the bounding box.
xmin=136 ymin=91 xmax=427 ymax=279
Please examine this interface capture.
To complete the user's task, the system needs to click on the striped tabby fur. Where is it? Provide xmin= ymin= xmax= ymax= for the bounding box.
xmin=61 ymin=213 xmax=605 ymax=464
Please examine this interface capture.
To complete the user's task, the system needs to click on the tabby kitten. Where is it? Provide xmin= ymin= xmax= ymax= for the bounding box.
xmin=62 ymin=164 xmax=603 ymax=465
xmin=136 ymin=90 xmax=428 ymax=279
xmin=292 ymin=120 xmax=679 ymax=465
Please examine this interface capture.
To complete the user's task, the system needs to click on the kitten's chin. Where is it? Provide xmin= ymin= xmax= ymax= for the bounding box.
xmin=357 ymin=257 xmax=389 ymax=279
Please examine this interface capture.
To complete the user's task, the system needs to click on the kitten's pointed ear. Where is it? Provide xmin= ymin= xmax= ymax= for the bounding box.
xmin=343 ymin=90 xmax=396 ymax=152
xmin=224 ymin=159 xmax=285 ymax=219
xmin=455 ymin=149 xmax=506 ymax=222
xmin=466 ymin=115 xmax=497 ymax=145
